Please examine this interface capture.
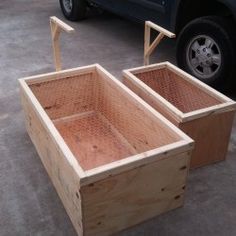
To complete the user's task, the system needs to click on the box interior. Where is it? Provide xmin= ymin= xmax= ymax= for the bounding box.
xmin=29 ymin=69 xmax=181 ymax=170
xmin=133 ymin=67 xmax=223 ymax=113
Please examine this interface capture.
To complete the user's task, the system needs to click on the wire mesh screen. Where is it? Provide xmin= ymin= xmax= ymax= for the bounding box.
xmin=134 ymin=68 xmax=222 ymax=113
xmin=29 ymin=69 xmax=181 ymax=170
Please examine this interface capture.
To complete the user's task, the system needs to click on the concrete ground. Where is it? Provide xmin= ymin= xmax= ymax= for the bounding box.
xmin=0 ymin=1 xmax=236 ymax=235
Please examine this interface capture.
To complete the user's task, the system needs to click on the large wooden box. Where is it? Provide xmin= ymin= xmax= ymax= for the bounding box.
xmin=19 ymin=64 xmax=193 ymax=236
xmin=123 ymin=62 xmax=236 ymax=169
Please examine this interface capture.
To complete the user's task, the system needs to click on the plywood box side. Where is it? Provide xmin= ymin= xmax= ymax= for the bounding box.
xmin=19 ymin=79 xmax=86 ymax=178
xmin=81 ymin=152 xmax=191 ymax=236
xmin=20 ymin=85 xmax=84 ymax=235
xmin=179 ymin=110 xmax=235 ymax=168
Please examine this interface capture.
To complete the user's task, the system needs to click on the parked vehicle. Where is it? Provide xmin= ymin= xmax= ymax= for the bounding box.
xmin=59 ymin=0 xmax=236 ymax=88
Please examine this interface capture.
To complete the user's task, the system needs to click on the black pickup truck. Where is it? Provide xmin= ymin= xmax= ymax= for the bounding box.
xmin=59 ymin=0 xmax=236 ymax=88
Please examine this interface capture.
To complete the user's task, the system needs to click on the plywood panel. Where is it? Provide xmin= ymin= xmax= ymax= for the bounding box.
xmin=20 ymin=87 xmax=83 ymax=236
xmin=81 ymin=152 xmax=190 ymax=236
xmin=179 ymin=111 xmax=235 ymax=168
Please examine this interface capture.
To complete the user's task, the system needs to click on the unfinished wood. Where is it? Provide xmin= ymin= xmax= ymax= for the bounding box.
xmin=81 ymin=151 xmax=191 ymax=236
xmin=21 ymin=64 xmax=193 ymax=180
xmin=18 ymin=79 xmax=85 ymax=178
xmin=182 ymin=102 xmax=236 ymax=122
xmin=180 ymin=111 xmax=235 ymax=168
xmin=50 ymin=16 xmax=74 ymax=71
xmin=146 ymin=21 xmax=176 ymax=38
xmin=123 ymin=62 xmax=236 ymax=168
xmin=25 ymin=65 xmax=96 ymax=85
xmin=82 ymin=140 xmax=193 ymax=186
xmin=144 ymin=21 xmax=175 ymax=65
xmin=19 ymin=64 xmax=194 ymax=235
xmin=28 ymin=65 xmax=188 ymax=172
xmin=20 ymin=83 xmax=83 ymax=236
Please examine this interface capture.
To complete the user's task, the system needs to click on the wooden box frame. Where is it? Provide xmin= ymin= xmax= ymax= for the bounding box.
xmin=19 ymin=64 xmax=194 ymax=236
xmin=123 ymin=62 xmax=236 ymax=169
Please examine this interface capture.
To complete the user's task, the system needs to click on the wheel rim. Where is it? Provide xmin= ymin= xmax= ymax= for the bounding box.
xmin=62 ymin=0 xmax=73 ymax=14
xmin=186 ymin=35 xmax=222 ymax=80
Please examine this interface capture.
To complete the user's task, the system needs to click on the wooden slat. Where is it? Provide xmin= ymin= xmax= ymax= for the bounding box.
xmin=82 ymin=140 xmax=193 ymax=186
xmin=145 ymin=33 xmax=165 ymax=57
xmin=50 ymin=16 xmax=74 ymax=33
xmin=146 ymin=21 xmax=176 ymax=38
xmin=21 ymin=64 xmax=193 ymax=184
xmin=20 ymin=64 xmax=96 ymax=84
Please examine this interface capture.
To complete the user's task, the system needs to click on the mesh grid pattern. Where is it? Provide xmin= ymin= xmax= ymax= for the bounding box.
xmin=134 ymin=68 xmax=221 ymax=113
xmin=30 ymin=72 xmax=96 ymax=120
xmin=29 ymin=70 xmax=180 ymax=170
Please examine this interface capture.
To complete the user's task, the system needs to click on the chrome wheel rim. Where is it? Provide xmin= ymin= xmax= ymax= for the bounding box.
xmin=186 ymin=35 xmax=222 ymax=79
xmin=63 ymin=0 xmax=73 ymax=14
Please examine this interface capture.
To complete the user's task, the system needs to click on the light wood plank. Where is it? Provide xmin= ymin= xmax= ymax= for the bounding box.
xmin=50 ymin=16 xmax=75 ymax=71
xmin=20 ymin=82 xmax=84 ymax=235
xmin=81 ymin=152 xmax=191 ymax=236
xmin=146 ymin=21 xmax=176 ymax=38
xmin=20 ymin=64 xmax=96 ymax=84
xmin=144 ymin=21 xmax=175 ymax=65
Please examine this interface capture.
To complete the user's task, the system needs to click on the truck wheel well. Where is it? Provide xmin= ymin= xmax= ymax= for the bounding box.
xmin=176 ymin=0 xmax=235 ymax=33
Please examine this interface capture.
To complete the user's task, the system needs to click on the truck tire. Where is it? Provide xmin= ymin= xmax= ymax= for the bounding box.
xmin=59 ymin=0 xmax=87 ymax=21
xmin=176 ymin=16 xmax=235 ymax=88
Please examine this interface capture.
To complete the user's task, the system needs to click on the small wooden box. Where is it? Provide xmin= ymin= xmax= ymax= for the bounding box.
xmin=19 ymin=64 xmax=193 ymax=236
xmin=123 ymin=62 xmax=236 ymax=169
